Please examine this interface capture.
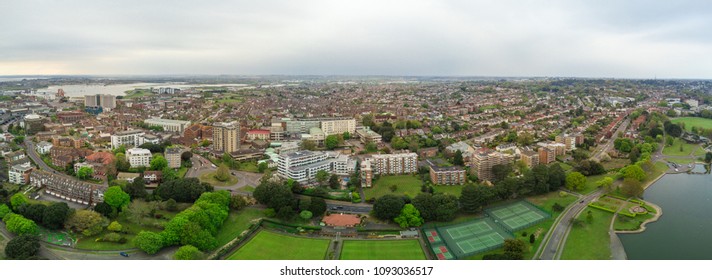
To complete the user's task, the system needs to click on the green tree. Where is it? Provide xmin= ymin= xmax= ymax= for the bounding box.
xmin=277 ymin=205 xmax=295 ymax=220
xmin=65 ymin=210 xmax=107 ymax=236
xmin=4 ymin=235 xmax=40 ymax=260
xmin=300 ymin=139 xmax=317 ymax=151
xmin=299 ymin=210 xmax=313 ymax=220
xmin=150 ymin=155 xmax=168 ymax=171
xmin=328 ymin=174 xmax=340 ymax=189
xmin=365 ymin=141 xmax=378 ymax=153
xmin=3 ymin=213 xmax=39 ymax=235
xmin=325 ymin=135 xmax=339 ymax=150
xmin=308 ymin=197 xmax=327 ymax=217
xmin=134 ymin=231 xmax=164 ymax=254
xmin=361 ymin=114 xmax=375 ymax=127
xmin=253 ymin=181 xmax=295 ymax=210
xmin=342 ymin=131 xmax=351 ymax=140
xmin=586 ymin=210 xmax=594 ymax=224
xmin=0 ymin=204 xmax=11 ymax=219
xmin=453 ymin=150 xmax=464 ymax=166
xmin=596 ymin=177 xmax=615 ymax=191
xmin=565 ymin=172 xmax=586 ymax=191
xmin=77 ymin=166 xmax=94 ymax=179
xmin=548 ymin=164 xmax=567 ymax=188
xmin=115 ymin=152 xmax=130 ymax=172
xmin=373 ymin=195 xmax=405 ymax=220
xmin=621 ymin=178 xmax=644 ymax=197
xmin=173 ymin=245 xmax=203 ymax=260
xmin=10 ymin=193 xmax=29 ymax=212
xmin=622 ymin=165 xmax=646 ymax=182
xmin=215 ymin=164 xmax=230 ymax=182
xmin=122 ymin=178 xmax=148 ymax=200
xmin=491 ymin=164 xmax=513 ymax=183
xmin=229 ymin=195 xmax=248 ymax=210
xmin=42 ymin=202 xmax=71 ymax=230
xmin=705 ymin=152 xmax=712 ymax=164
xmin=315 ymin=170 xmax=330 ymax=186
xmin=258 ymin=162 xmax=269 ymax=173
xmin=107 ymin=221 xmax=123 ymax=232
xmin=394 ymin=204 xmax=424 ymax=228
xmin=155 ymin=178 xmax=213 ymax=203
xmin=94 ymin=202 xmax=115 ymax=218
xmin=459 ymin=184 xmax=493 ymax=213
xmin=104 ymin=186 xmax=131 ymax=210
xmin=529 ymin=233 xmax=536 ymax=244
xmin=503 ymin=239 xmax=526 ymax=260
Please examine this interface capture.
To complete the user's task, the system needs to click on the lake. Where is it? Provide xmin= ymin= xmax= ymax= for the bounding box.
xmin=619 ymin=165 xmax=712 ymax=259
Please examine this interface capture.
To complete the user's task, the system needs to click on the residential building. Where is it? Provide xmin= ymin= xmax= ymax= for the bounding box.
xmin=50 ymin=147 xmax=91 ymax=168
xmin=6 ymin=150 xmax=26 ymax=162
xmin=246 ymin=129 xmax=271 ymax=141
xmin=355 ymin=127 xmax=382 ymax=144
xmin=555 ymin=134 xmax=577 ymax=151
xmin=369 ymin=152 xmax=418 ymax=175
xmin=418 ymin=147 xmax=439 ymax=158
xmin=165 ymin=147 xmax=182 ymax=169
xmin=9 ymin=164 xmax=33 ymax=185
xmin=277 ymin=150 xmax=331 ymax=183
xmin=213 ymin=121 xmax=240 ymax=154
xmin=111 ymin=130 xmax=145 ymax=149
xmin=30 ymin=169 xmax=106 ymax=205
xmin=328 ymin=152 xmax=357 ymax=176
xmin=360 ymin=160 xmax=373 ymax=188
xmin=538 ymin=147 xmax=557 ymax=164
xmin=73 ymin=162 xmax=102 ymax=180
xmin=320 ymin=118 xmax=356 ymax=136
xmin=471 ymin=150 xmax=515 ymax=182
xmin=520 ymin=147 xmax=540 ymax=168
xmin=429 ymin=165 xmax=466 ymax=185
xmin=84 ymin=94 xmax=116 ymax=111
xmin=303 ymin=127 xmax=325 ymax=145
xmin=139 ymin=134 xmax=160 ymax=145
xmin=117 ymin=172 xmax=141 ymax=183
xmin=126 ymin=148 xmax=152 ymax=168
xmin=36 ymin=141 xmax=53 ymax=154
xmin=143 ymin=171 xmax=162 ymax=184
xmin=144 ymin=118 xmax=191 ymax=133
xmin=57 ymin=111 xmax=86 ymax=123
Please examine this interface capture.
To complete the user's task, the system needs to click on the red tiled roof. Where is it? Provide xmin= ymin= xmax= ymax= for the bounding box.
xmin=322 ymin=214 xmax=360 ymax=227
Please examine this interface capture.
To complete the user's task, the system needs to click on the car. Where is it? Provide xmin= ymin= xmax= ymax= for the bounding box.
xmin=336 ymin=206 xmax=344 ymax=209
xmin=579 ymin=200 xmax=584 ymax=203
xmin=119 ymin=252 xmax=129 ymax=257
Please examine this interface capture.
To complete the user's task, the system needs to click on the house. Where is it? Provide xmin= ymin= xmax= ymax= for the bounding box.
xmin=143 ymin=171 xmax=162 ymax=184
xmin=9 ymin=164 xmax=33 ymax=185
xmin=36 ymin=141 xmax=53 ymax=154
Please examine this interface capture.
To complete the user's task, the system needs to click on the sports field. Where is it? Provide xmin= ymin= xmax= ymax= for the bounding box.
xmin=424 ymin=217 xmax=513 ymax=259
xmin=339 ymin=240 xmax=426 ymax=260
xmin=672 ymin=117 xmax=712 ymax=132
xmin=227 ymin=230 xmax=330 ymax=260
xmin=485 ymin=200 xmax=551 ymax=232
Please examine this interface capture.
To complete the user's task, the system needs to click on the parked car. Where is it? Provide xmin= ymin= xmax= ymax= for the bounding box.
xmin=120 ymin=252 xmax=129 ymax=257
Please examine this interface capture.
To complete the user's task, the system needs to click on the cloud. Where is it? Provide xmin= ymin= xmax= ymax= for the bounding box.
xmin=0 ymin=0 xmax=711 ymax=78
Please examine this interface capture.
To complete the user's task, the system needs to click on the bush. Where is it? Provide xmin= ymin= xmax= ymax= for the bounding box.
xmin=173 ymin=245 xmax=204 ymax=260
xmin=551 ymin=203 xmax=564 ymax=212
xmin=102 ymin=233 xmax=123 ymax=242
xmin=134 ymin=231 xmax=164 ymax=254
xmin=107 ymin=221 xmax=123 ymax=232
xmin=264 ymin=208 xmax=276 ymax=218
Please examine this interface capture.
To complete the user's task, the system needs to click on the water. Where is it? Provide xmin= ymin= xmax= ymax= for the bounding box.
xmin=619 ymin=165 xmax=712 ymax=259
xmin=44 ymin=83 xmax=249 ymax=97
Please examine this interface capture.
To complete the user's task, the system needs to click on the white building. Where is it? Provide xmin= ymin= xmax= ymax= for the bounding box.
xmin=320 ymin=118 xmax=356 ymax=136
xmin=111 ymin=130 xmax=145 ymax=149
xmin=84 ymin=94 xmax=116 ymax=111
xmin=144 ymin=118 xmax=191 ymax=133
xmin=327 ymin=152 xmax=357 ymax=176
xmin=9 ymin=164 xmax=33 ymax=185
xmin=36 ymin=141 xmax=53 ymax=154
xmin=126 ymin=148 xmax=152 ymax=168
xmin=369 ymin=152 xmax=418 ymax=175
xmin=278 ymin=150 xmax=331 ymax=183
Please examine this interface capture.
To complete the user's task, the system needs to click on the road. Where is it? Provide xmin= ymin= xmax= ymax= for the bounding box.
xmin=538 ymin=189 xmax=604 ymax=260
xmin=592 ymin=118 xmax=630 ymax=161
xmin=24 ymin=140 xmax=107 ymax=188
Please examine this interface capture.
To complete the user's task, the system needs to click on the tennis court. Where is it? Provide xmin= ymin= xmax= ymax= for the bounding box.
xmin=485 ymin=200 xmax=551 ymax=232
xmin=423 ymin=217 xmax=513 ymax=259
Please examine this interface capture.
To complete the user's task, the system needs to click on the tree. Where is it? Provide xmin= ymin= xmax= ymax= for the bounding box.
xmin=575 ymin=160 xmax=605 ymax=176
xmin=10 ymin=193 xmax=29 ymax=212
xmin=300 ymin=210 xmax=313 ymax=220
xmin=431 ymin=193 xmax=459 ymax=222
xmin=373 ymin=195 xmax=405 ymax=220
xmin=325 ymin=135 xmax=339 ymax=150
xmin=94 ymin=202 xmax=114 ymax=218
xmin=181 ymin=151 xmax=193 ymax=162
xmin=155 ymin=178 xmax=213 ymax=203
xmin=277 ymin=205 xmax=295 ymax=220
xmin=328 ymin=174 xmax=340 ymax=189
xmin=215 ymin=164 xmax=230 ymax=182
xmin=300 ymin=139 xmax=317 ymax=151
xmin=20 ymin=203 xmax=47 ymax=224
xmin=173 ymin=245 xmax=203 ymax=260
xmin=491 ymin=164 xmax=512 ymax=183
xmin=253 ymin=181 xmax=295 ymax=210
xmin=529 ymin=233 xmax=536 ymax=244
xmin=309 ymin=197 xmax=327 ymax=217
xmin=621 ymin=178 xmax=644 ymax=197
xmin=229 ymin=195 xmax=248 ymax=210
xmin=0 ymin=204 xmax=11 ymax=219
xmin=531 ymin=165 xmax=551 ymax=194
xmin=586 ymin=210 xmax=594 ymax=224
xmin=565 ymin=172 xmax=586 ymax=191
xmin=394 ymin=204 xmax=424 ymax=228
xmin=453 ymin=150 xmax=464 ymax=166
xmin=65 ymin=210 xmax=107 ymax=236
xmin=150 ymin=155 xmax=168 ymax=171
xmin=115 ymin=153 xmax=130 ymax=172
xmin=459 ymin=184 xmax=493 ymax=213
xmin=412 ymin=193 xmax=437 ymax=221
xmin=123 ymin=179 xmax=148 ymax=200
xmin=548 ymin=164 xmax=566 ymax=189
xmin=77 ymin=166 xmax=93 ymax=179
xmin=258 ymin=162 xmax=269 ymax=173
xmin=4 ymin=235 xmax=40 ymax=260
xmin=42 ymin=202 xmax=71 ymax=230
xmin=706 ymin=152 xmax=712 ymax=164
xmin=343 ymin=131 xmax=351 ymax=140
xmin=134 ymin=231 xmax=164 ymax=254
xmin=365 ymin=141 xmax=378 ymax=153
xmin=104 ymin=186 xmax=131 ymax=210
xmin=3 ymin=213 xmax=39 ymax=236
xmin=622 ymin=165 xmax=646 ymax=182
xmin=315 ymin=170 xmax=330 ymax=186
xmin=503 ymin=239 xmax=526 ymax=260
xmin=596 ymin=177 xmax=615 ymax=191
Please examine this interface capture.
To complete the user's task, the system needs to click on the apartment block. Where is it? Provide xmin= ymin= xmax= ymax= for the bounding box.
xmin=429 ymin=165 xmax=466 ymax=185
xmin=144 ymin=118 xmax=191 ymax=133
xmin=111 ymin=130 xmax=145 ymax=149
xmin=213 ymin=121 xmax=240 ymax=154
xmin=471 ymin=150 xmax=515 ymax=182
xmin=360 ymin=160 xmax=373 ymax=188
xmin=369 ymin=152 xmax=418 ymax=175
xmin=165 ymin=147 xmax=182 ymax=169
xmin=127 ymin=148 xmax=152 ymax=168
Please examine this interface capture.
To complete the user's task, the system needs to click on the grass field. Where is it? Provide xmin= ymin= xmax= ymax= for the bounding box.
xmin=560 ymin=208 xmax=613 ymax=260
xmin=236 ymin=161 xmax=259 ymax=173
xmin=123 ymin=89 xmax=152 ymax=99
xmin=339 ymin=240 xmax=426 ymax=260
xmin=672 ymin=117 xmax=712 ymax=132
xmin=662 ymin=138 xmax=700 ymax=156
xmin=614 ymin=203 xmax=657 ymax=231
xmin=363 ymin=175 xmax=423 ymax=200
xmin=199 ymin=171 xmax=238 ymax=186
xmin=74 ymin=215 xmax=167 ymax=251
xmin=432 ymin=185 xmax=464 ymax=197
xmin=214 ymin=208 xmax=265 ymax=249
xmin=600 ymin=158 xmax=630 ymax=171
xmin=227 ymin=230 xmax=330 ymax=260
xmin=580 ymin=173 xmax=612 ymax=195
xmin=642 ymin=162 xmax=669 ymax=189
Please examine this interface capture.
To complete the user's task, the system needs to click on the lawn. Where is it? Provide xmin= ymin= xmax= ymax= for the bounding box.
xmin=672 ymin=117 xmax=712 ymax=132
xmin=580 ymin=173 xmax=613 ymax=195
xmin=177 ymin=166 xmax=188 ymax=178
xmin=600 ymin=158 xmax=630 ymax=171
xmin=642 ymin=161 xmax=669 ymax=188
xmin=227 ymin=230 xmax=330 ymax=260
xmin=527 ymin=191 xmax=579 ymax=214
xmin=339 ymin=240 xmax=426 ymax=260
xmin=363 ymin=175 xmax=423 ymax=200
xmin=614 ymin=204 xmax=657 ymax=231
xmin=560 ymin=208 xmax=614 ymax=260
xmin=432 ymin=185 xmax=464 ymax=197
xmin=241 ymin=186 xmax=255 ymax=193
xmin=74 ymin=217 xmax=164 ymax=251
xmin=123 ymin=89 xmax=152 ymax=99
xmin=213 ymin=208 xmax=265 ymax=249
xmin=662 ymin=138 xmax=700 ymax=156
xmin=199 ymin=171 xmax=238 ymax=186
xmin=236 ymin=161 xmax=259 ymax=173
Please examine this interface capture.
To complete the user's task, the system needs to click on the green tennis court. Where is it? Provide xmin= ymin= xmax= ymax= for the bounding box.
xmin=486 ymin=200 xmax=551 ymax=232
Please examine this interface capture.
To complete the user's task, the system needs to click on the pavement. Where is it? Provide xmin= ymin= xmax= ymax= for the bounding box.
xmin=592 ymin=119 xmax=630 ymax=161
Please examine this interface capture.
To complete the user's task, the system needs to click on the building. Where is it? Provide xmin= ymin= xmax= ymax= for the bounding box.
xmin=418 ymin=147 xmax=439 ymax=158
xmin=73 ymin=161 xmax=103 ymax=180
xmin=30 ymin=169 xmax=106 ymax=205
xmin=111 ymin=130 xmax=145 ymax=149
xmin=139 ymin=134 xmax=160 ymax=145
xmin=555 ymin=134 xmax=577 ymax=151
xmin=360 ymin=160 xmax=373 ymax=188
xmin=183 ymin=123 xmax=204 ymax=141
xmin=117 ymin=172 xmax=141 ymax=183
xmin=355 ymin=127 xmax=382 ymax=144
xmin=143 ymin=171 xmax=162 ymax=184
xmin=320 ymin=118 xmax=357 ymax=136
xmin=127 ymin=148 xmax=152 ymax=168
xmin=246 ymin=129 xmax=271 ymax=141
xmin=84 ymin=94 xmax=116 ymax=111
xmin=52 ymin=135 xmax=84 ymax=149
xmin=50 ymin=146 xmax=91 ymax=168
xmin=303 ymin=127 xmax=325 ymax=145
xmin=165 ymin=147 xmax=182 ymax=169
xmin=144 ymin=118 xmax=191 ymax=133
xmin=429 ymin=165 xmax=466 ymax=185
xmin=520 ymin=147 xmax=540 ymax=168
xmin=85 ymin=151 xmax=116 ymax=179
xmin=471 ymin=150 xmax=515 ymax=182
xmin=9 ymin=164 xmax=33 ymax=185
xmin=22 ymin=114 xmax=45 ymax=135
xmin=283 ymin=117 xmax=356 ymax=135
xmin=36 ymin=141 xmax=53 ymax=154
xmin=369 ymin=152 xmax=418 ymax=175
xmin=213 ymin=121 xmax=240 ymax=154
xmin=278 ymin=150 xmax=331 ymax=183
xmin=6 ymin=150 xmax=26 ymax=162
xmin=57 ymin=111 xmax=86 ymax=123
xmin=538 ymin=147 xmax=557 ymax=165
xmin=329 ymin=152 xmax=357 ymax=176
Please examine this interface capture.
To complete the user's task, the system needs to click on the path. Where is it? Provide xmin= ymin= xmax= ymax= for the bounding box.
xmin=608 ymin=201 xmax=627 ymax=260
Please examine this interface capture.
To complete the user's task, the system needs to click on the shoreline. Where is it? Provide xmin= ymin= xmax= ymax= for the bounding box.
xmin=614 ymin=200 xmax=663 ymax=235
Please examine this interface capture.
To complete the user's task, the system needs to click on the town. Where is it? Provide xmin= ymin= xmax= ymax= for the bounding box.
xmin=2 ymin=77 xmax=712 ymax=260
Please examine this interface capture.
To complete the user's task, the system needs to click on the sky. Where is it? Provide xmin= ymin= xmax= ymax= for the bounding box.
xmin=1 ymin=0 xmax=711 ymax=78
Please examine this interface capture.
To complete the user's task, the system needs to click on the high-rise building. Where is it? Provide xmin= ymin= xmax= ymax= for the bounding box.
xmin=126 ymin=148 xmax=152 ymax=168
xmin=520 ymin=147 xmax=540 ymax=168
xmin=429 ymin=165 xmax=466 ymax=185
xmin=360 ymin=160 xmax=373 ymax=188
xmin=471 ymin=150 xmax=515 ymax=182
xmin=165 ymin=147 xmax=183 ymax=169
xmin=84 ymin=94 xmax=116 ymax=111
xmin=111 ymin=130 xmax=145 ymax=149
xmin=555 ymin=134 xmax=577 ymax=151
xmin=369 ymin=152 xmax=418 ymax=175
xmin=213 ymin=121 xmax=240 ymax=154
xmin=277 ymin=150 xmax=356 ymax=183
xmin=144 ymin=118 xmax=191 ymax=133
xmin=282 ymin=117 xmax=356 ymax=135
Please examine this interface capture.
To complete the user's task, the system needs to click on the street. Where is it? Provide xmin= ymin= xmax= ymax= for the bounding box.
xmin=538 ymin=189 xmax=603 ymax=259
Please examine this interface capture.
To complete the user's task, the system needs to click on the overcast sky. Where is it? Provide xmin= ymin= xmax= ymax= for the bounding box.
xmin=1 ymin=0 xmax=711 ymax=78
